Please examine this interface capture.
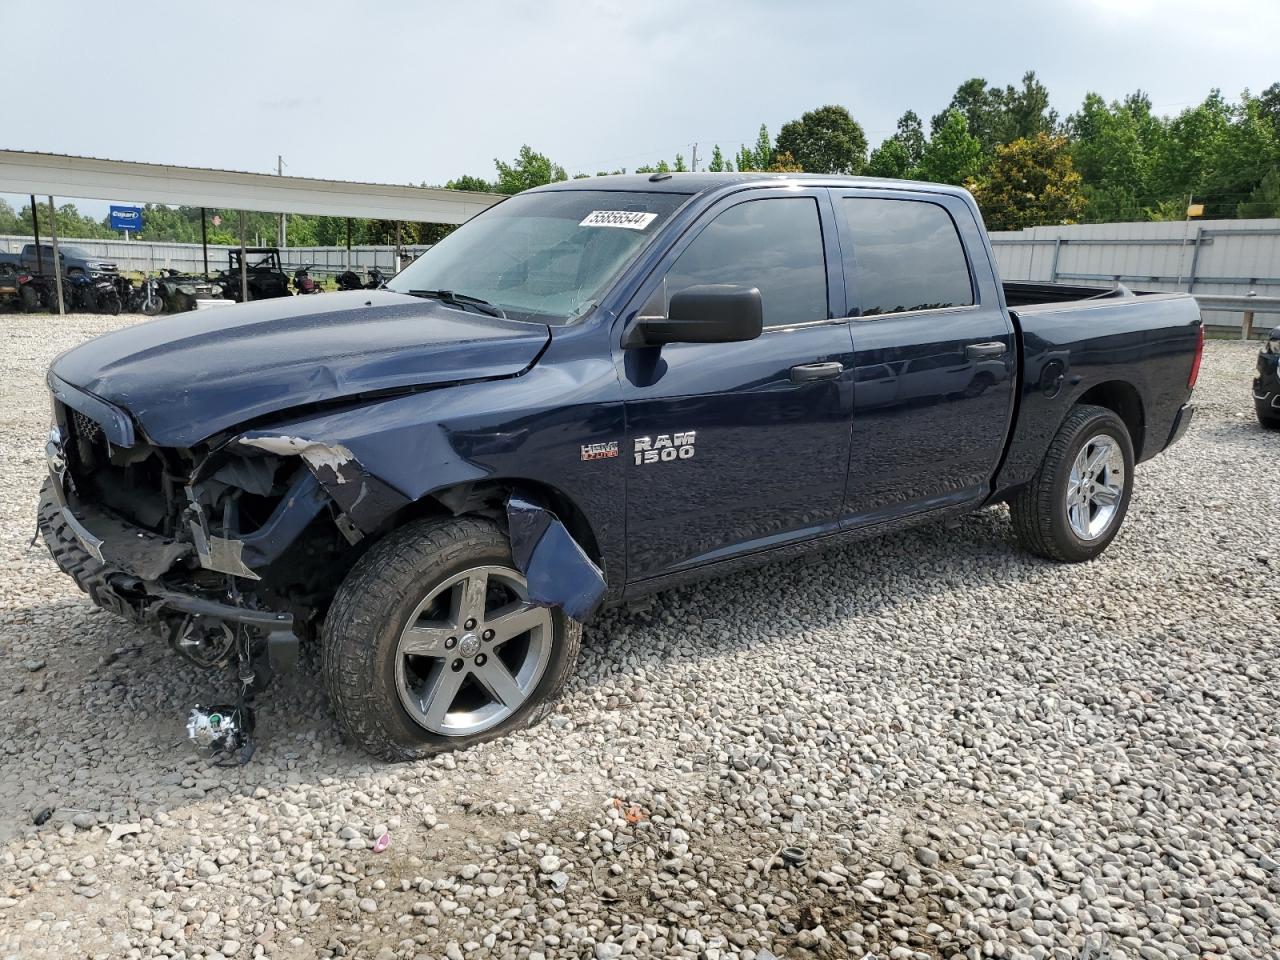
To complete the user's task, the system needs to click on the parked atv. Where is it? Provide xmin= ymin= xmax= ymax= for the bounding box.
xmin=217 ymin=248 xmax=292 ymax=302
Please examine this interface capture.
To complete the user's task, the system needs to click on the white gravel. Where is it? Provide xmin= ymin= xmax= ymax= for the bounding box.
xmin=0 ymin=314 xmax=1277 ymax=960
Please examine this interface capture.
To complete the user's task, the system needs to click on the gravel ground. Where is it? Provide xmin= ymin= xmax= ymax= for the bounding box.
xmin=0 ymin=313 xmax=1277 ymax=960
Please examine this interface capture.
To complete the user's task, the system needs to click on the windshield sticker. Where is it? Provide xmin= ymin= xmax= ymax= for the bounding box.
xmin=579 ymin=210 xmax=658 ymax=230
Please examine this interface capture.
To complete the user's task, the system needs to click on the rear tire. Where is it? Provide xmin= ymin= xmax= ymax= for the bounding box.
xmin=322 ymin=516 xmax=581 ymax=761
xmin=1011 ymin=404 xmax=1135 ymax=562
xmin=1257 ymin=402 xmax=1280 ymax=429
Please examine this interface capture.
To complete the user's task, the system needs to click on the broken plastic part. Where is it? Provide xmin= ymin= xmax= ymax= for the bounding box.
xmin=238 ymin=434 xmax=358 ymax=478
xmin=506 ymin=492 xmax=606 ymax=622
xmin=238 ymin=432 xmax=410 ymax=534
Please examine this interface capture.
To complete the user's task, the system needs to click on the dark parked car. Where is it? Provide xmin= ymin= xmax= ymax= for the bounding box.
xmin=1255 ymin=325 xmax=1280 ymax=428
xmin=37 ymin=173 xmax=1202 ymax=760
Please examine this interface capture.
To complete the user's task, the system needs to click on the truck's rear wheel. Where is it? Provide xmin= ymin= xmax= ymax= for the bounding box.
xmin=1010 ymin=404 xmax=1134 ymax=562
xmin=1257 ymin=401 xmax=1280 ymax=430
xmin=321 ymin=516 xmax=581 ymax=761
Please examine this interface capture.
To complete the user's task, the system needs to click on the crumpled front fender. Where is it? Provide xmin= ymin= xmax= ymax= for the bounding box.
xmin=506 ymin=492 xmax=606 ymax=622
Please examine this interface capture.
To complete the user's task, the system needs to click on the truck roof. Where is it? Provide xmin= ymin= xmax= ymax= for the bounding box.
xmin=529 ymin=171 xmax=974 ymax=199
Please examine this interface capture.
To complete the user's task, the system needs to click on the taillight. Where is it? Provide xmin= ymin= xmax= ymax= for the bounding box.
xmin=1188 ymin=323 xmax=1205 ymax=389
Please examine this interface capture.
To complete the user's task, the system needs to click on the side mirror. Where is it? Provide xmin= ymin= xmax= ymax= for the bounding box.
xmin=624 ymin=284 xmax=763 ymax=348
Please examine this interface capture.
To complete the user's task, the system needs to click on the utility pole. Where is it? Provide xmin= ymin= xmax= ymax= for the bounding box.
xmin=277 ymin=155 xmax=287 ymax=249
xmin=690 ymin=143 xmax=699 ymax=173
xmin=47 ymin=197 xmax=65 ymax=316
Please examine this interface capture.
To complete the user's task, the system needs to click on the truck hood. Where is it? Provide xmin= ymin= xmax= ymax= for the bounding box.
xmin=50 ymin=290 xmax=550 ymax=447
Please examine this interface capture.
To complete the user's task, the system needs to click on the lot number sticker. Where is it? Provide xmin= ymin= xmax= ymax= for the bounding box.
xmin=579 ymin=210 xmax=658 ymax=230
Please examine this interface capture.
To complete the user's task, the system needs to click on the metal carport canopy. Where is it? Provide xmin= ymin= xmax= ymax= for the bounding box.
xmin=0 ymin=150 xmax=504 ymax=223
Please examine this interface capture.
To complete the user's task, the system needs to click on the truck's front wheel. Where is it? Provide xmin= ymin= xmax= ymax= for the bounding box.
xmin=1010 ymin=404 xmax=1135 ymax=562
xmin=322 ymin=516 xmax=581 ymax=761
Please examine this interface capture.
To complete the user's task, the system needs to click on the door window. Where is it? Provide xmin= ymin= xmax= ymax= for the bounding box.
xmin=662 ymin=197 xmax=828 ymax=327
xmin=839 ymin=198 xmax=973 ymax=316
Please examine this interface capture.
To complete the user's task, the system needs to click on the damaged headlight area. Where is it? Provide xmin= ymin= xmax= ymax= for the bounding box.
xmin=39 ymin=406 xmax=386 ymax=673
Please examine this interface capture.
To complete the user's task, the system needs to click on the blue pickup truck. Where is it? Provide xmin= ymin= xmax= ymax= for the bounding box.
xmin=38 ymin=173 xmax=1202 ymax=760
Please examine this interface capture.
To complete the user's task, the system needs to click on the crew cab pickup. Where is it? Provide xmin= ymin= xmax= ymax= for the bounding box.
xmin=38 ymin=173 xmax=1203 ymax=760
xmin=19 ymin=242 xmax=117 ymax=278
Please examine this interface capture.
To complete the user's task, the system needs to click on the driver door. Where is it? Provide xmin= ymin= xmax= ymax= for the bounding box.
xmin=613 ymin=188 xmax=855 ymax=586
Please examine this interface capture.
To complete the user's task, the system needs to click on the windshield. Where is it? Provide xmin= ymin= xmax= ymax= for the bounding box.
xmin=387 ymin=189 xmax=689 ymax=323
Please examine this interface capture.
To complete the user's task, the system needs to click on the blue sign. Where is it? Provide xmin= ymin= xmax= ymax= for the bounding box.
xmin=109 ymin=205 xmax=143 ymax=232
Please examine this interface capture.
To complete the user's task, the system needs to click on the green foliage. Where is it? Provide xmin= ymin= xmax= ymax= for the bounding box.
xmin=932 ymin=71 xmax=1057 ymax=155
xmin=766 ymin=151 xmax=804 ymax=173
xmin=1238 ymin=167 xmax=1280 ymax=218
xmin=968 ymin=133 xmax=1085 ymax=230
xmin=866 ymin=139 xmax=914 ymax=180
xmin=736 ymin=125 xmax=774 ymax=172
xmin=493 ymin=145 xmax=567 ymax=195
xmin=706 ymin=144 xmax=731 ymax=173
xmin=775 ymin=105 xmax=868 ymax=174
xmin=917 ymin=109 xmax=983 ymax=186
xmin=445 ymin=174 xmax=493 ymax=192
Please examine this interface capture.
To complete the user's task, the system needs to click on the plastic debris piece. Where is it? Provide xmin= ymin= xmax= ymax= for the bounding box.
xmin=373 ymin=832 xmax=391 ymax=853
xmin=32 ymin=806 xmax=52 ymax=826
xmin=780 ymin=846 xmax=809 ymax=867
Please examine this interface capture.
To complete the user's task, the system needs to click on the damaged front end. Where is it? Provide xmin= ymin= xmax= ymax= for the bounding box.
xmin=38 ymin=388 xmax=399 ymax=703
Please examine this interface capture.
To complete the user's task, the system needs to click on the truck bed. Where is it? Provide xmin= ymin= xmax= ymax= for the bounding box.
xmin=1003 ymin=279 xmax=1154 ymax=309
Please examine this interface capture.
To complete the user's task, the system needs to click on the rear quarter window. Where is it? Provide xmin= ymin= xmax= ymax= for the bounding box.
xmin=838 ymin=197 xmax=973 ymax=317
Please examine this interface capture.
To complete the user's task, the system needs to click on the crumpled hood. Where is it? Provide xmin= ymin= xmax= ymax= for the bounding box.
xmin=50 ymin=290 xmax=550 ymax=447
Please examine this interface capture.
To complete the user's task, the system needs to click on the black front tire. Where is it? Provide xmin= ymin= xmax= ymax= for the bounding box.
xmin=1011 ymin=404 xmax=1135 ymax=562
xmin=1257 ymin=402 xmax=1280 ymax=430
xmin=321 ymin=516 xmax=581 ymax=761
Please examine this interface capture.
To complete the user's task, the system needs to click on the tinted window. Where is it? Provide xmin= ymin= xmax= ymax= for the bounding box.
xmin=663 ymin=197 xmax=827 ymax=327
xmin=839 ymin=198 xmax=973 ymax=316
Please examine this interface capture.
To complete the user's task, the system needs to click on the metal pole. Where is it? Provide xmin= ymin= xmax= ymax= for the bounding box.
xmin=29 ymin=194 xmax=42 ymax=275
xmin=1049 ymin=237 xmax=1062 ymax=283
xmin=1186 ymin=226 xmax=1205 ymax=293
xmin=47 ymin=197 xmax=65 ymax=316
xmin=200 ymin=208 xmax=209 ymax=276
xmin=238 ymin=211 xmax=248 ymax=303
xmin=393 ymin=220 xmax=401 ymax=275
xmin=1242 ymin=309 xmax=1255 ymax=341
xmin=278 ymin=155 xmax=286 ymax=249
xmin=1175 ymin=194 xmax=1193 ymax=289
xmin=345 ymin=218 xmax=352 ymax=271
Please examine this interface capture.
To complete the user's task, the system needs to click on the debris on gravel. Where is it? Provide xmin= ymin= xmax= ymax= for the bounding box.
xmin=0 ymin=315 xmax=1277 ymax=959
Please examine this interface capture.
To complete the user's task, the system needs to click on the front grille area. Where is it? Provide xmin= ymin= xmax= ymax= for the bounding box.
xmin=61 ymin=402 xmax=172 ymax=533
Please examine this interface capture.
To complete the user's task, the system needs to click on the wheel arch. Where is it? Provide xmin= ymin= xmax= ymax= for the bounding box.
xmin=387 ymin=477 xmax=606 ymax=574
xmin=1075 ymin=380 xmax=1145 ymax=460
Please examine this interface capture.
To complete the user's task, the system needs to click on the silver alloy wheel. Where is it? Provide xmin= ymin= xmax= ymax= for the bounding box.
xmin=394 ymin=565 xmax=553 ymax=737
xmin=1066 ymin=433 xmax=1125 ymax=541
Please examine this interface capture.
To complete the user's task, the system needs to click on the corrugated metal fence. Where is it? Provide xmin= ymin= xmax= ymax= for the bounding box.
xmin=989 ymin=217 xmax=1280 ymax=329
xmin=6 ymin=218 xmax=1280 ymax=328
xmin=0 ymin=235 xmax=430 ymax=277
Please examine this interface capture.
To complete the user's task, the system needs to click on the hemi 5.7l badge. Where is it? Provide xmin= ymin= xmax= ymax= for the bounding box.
xmin=634 ymin=432 xmax=696 ymax=465
xmin=581 ymin=441 xmax=619 ymax=461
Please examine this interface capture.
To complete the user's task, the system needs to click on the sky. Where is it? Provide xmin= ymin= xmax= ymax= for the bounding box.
xmin=5 ymin=0 xmax=1279 ymax=220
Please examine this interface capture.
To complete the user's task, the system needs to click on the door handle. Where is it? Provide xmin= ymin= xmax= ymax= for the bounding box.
xmin=790 ymin=361 xmax=844 ymax=383
xmin=965 ymin=341 xmax=1006 ymax=359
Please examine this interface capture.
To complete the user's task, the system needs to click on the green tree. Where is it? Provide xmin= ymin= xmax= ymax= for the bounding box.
xmin=706 ymin=144 xmax=731 ymax=172
xmin=1068 ymin=91 xmax=1164 ymax=221
xmin=866 ymin=139 xmax=914 ymax=179
xmin=735 ymin=125 xmax=774 ymax=172
xmin=446 ymin=174 xmax=493 ymax=192
xmin=933 ymin=71 xmax=1057 ymax=154
xmin=775 ymin=105 xmax=868 ymax=174
xmin=968 ymin=133 xmax=1085 ymax=230
xmin=918 ymin=109 xmax=983 ymax=185
xmin=893 ymin=110 xmax=927 ymax=167
xmin=1238 ymin=166 xmax=1280 ymax=218
xmin=0 ymin=199 xmax=26 ymax=234
xmin=493 ymin=146 xmax=567 ymax=195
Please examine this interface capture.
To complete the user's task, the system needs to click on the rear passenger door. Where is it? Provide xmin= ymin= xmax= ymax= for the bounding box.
xmin=834 ymin=192 xmax=1016 ymax=524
